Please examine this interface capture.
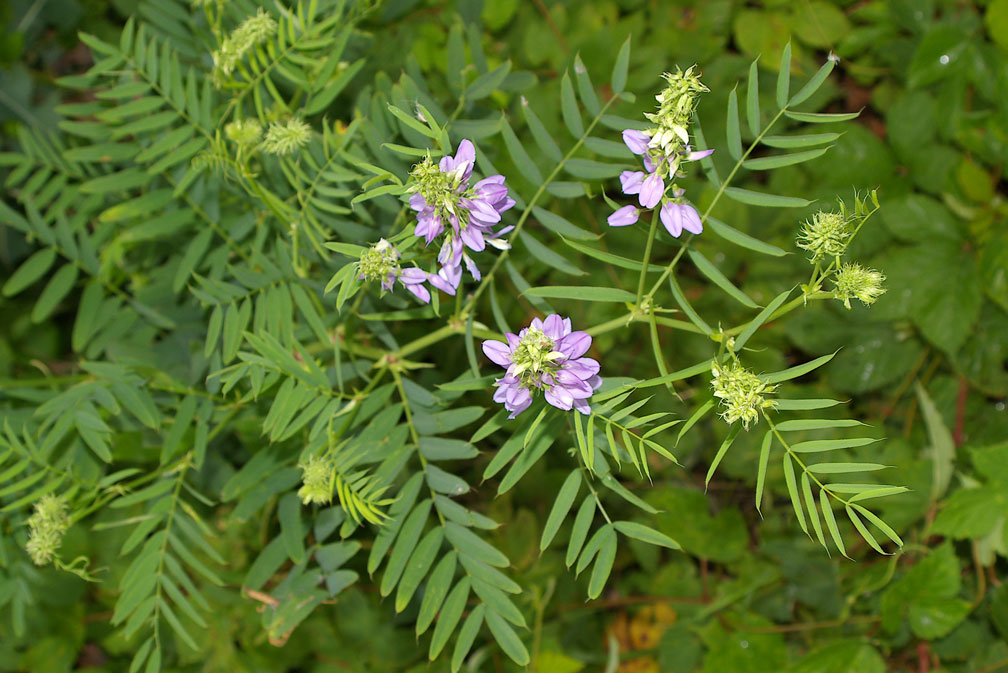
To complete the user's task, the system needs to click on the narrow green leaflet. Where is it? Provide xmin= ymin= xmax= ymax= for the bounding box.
xmin=742 ymin=147 xmax=830 ymax=171
xmin=776 ymin=42 xmax=791 ymax=108
xmin=688 ymin=249 xmax=758 ymax=308
xmin=610 ymin=36 xmax=630 ymax=94
xmin=524 ymin=286 xmax=635 ymax=303
xmin=733 ymin=288 xmax=792 ymax=352
xmin=746 ymin=58 xmax=760 ymax=136
xmin=726 ymin=87 xmax=742 ymax=160
xmin=541 ymin=470 xmax=582 ymax=551
xmin=724 ymin=187 xmax=811 ymax=208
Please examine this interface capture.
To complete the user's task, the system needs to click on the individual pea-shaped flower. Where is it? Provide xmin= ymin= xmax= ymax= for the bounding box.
xmin=659 ymin=188 xmax=703 ymax=237
xmin=482 ymin=314 xmax=602 ymax=418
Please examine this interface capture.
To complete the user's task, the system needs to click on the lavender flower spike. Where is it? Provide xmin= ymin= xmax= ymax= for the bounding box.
xmin=482 ymin=314 xmax=602 ymax=418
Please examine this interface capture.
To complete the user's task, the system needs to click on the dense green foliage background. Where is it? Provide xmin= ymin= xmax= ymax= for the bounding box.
xmin=1 ymin=0 xmax=1007 ymax=672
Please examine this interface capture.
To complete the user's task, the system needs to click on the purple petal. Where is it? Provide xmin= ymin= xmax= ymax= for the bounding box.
xmin=639 ymin=172 xmax=664 ymax=209
xmin=572 ymin=398 xmax=591 ymax=415
xmin=482 ymin=340 xmax=512 ymax=367
xmin=403 ymin=281 xmax=430 ymax=304
xmin=409 ymin=193 xmax=428 ymax=211
xmin=460 ymin=226 xmax=486 ymax=252
xmin=686 ymin=148 xmax=714 ymax=161
xmin=681 ymin=203 xmax=703 ymax=234
xmin=622 ymin=129 xmax=651 ymax=155
xmin=462 ymin=254 xmax=482 ymax=281
xmin=559 ymin=331 xmax=591 ymax=359
xmin=620 ymin=170 xmax=645 ymax=196
xmin=660 ymin=202 xmax=683 ymax=238
xmin=542 ymin=314 xmax=565 ymax=340
xmin=564 ymin=357 xmax=600 ymax=379
xmin=398 ymin=267 xmax=427 ymax=284
xmin=544 ymin=386 xmax=573 ymax=410
xmin=607 ymin=205 xmax=639 ymax=227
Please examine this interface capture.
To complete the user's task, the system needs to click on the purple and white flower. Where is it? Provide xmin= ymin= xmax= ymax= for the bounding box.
xmin=482 ymin=314 xmax=602 ymax=418
xmin=408 ymin=139 xmax=514 ymax=292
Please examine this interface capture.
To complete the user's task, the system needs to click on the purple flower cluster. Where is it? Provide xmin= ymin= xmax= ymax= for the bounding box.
xmin=482 ymin=314 xmax=602 ymax=418
xmin=608 ymin=128 xmax=711 ymax=238
xmin=409 ymin=139 xmax=514 ymax=293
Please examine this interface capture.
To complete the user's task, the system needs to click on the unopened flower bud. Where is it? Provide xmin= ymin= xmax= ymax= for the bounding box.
xmin=797 ymin=210 xmax=851 ymax=262
xmin=25 ymin=494 xmax=70 ymax=566
xmin=263 ymin=118 xmax=312 ymax=155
